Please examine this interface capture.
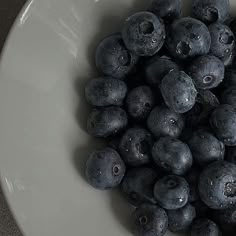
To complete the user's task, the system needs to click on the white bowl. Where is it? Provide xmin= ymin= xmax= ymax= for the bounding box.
xmin=0 ymin=0 xmax=236 ymax=236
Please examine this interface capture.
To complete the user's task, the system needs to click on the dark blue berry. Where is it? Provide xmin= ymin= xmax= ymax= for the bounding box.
xmin=147 ymin=106 xmax=185 ymax=138
xmin=199 ymin=161 xmax=236 ymax=209
xmin=166 ymin=17 xmax=211 ymax=59
xmin=154 ymin=175 xmax=190 ymax=210
xmin=122 ymin=12 xmax=166 ymax=56
xmin=86 ymin=148 xmax=126 ymax=190
xmin=187 ymin=55 xmax=225 ymax=90
xmin=87 ymin=106 xmax=128 ymax=138
xmin=161 ymin=71 xmax=197 ymax=113
xmin=126 ymin=86 xmax=155 ymax=120
xmin=85 ymin=77 xmax=127 ymax=107
xmin=167 ymin=203 xmax=196 ymax=232
xmin=133 ymin=204 xmax=168 ymax=236
xmin=188 ymin=129 xmax=225 ymax=166
xmin=192 ymin=0 xmax=230 ymax=24
xmin=147 ymin=0 xmax=182 ymax=24
xmin=95 ymin=34 xmax=138 ymax=79
xmin=152 ymin=137 xmax=192 ymax=175
xmin=121 ymin=168 xmax=158 ymax=206
xmin=210 ymin=104 xmax=236 ymax=146
xmin=119 ymin=128 xmax=154 ymax=167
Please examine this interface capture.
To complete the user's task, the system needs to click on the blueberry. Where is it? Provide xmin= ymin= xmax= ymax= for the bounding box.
xmin=167 ymin=203 xmax=196 ymax=232
xmin=144 ymin=55 xmax=179 ymax=88
xmin=223 ymin=68 xmax=236 ymax=88
xmin=122 ymin=12 xmax=166 ymax=56
xmin=186 ymin=168 xmax=201 ymax=202
xmin=187 ymin=55 xmax=225 ymax=90
xmin=152 ymin=137 xmax=193 ymax=175
xmin=191 ymin=218 xmax=221 ymax=236
xmin=166 ymin=17 xmax=211 ymax=59
xmin=126 ymin=86 xmax=155 ymax=120
xmin=222 ymin=49 xmax=235 ymax=67
xmin=147 ymin=0 xmax=182 ymax=24
xmin=198 ymin=161 xmax=236 ymax=209
xmin=209 ymin=23 xmax=235 ymax=60
xmin=161 ymin=71 xmax=197 ymax=113
xmin=188 ymin=129 xmax=225 ymax=166
xmin=147 ymin=106 xmax=185 ymax=138
xmin=86 ymin=148 xmax=126 ymax=190
xmin=133 ymin=204 xmax=168 ymax=236
xmin=192 ymin=0 xmax=230 ymax=24
xmin=197 ymin=90 xmax=220 ymax=108
xmin=87 ymin=106 xmax=128 ymax=138
xmin=121 ymin=168 xmax=158 ymax=206
xmin=210 ymin=105 xmax=236 ymax=146
xmin=85 ymin=77 xmax=127 ymax=107
xmin=226 ymin=147 xmax=236 ymax=164
xmin=119 ymin=128 xmax=154 ymax=167
xmin=154 ymin=175 xmax=190 ymax=210
xmin=221 ymin=87 xmax=236 ymax=107
xmin=95 ymin=34 xmax=139 ymax=79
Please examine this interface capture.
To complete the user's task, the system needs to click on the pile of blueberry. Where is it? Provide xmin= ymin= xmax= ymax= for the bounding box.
xmin=84 ymin=0 xmax=236 ymax=235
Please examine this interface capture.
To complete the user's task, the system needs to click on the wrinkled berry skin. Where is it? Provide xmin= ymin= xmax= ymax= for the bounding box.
xmin=86 ymin=148 xmax=126 ymax=190
xmin=187 ymin=55 xmax=225 ymax=90
xmin=152 ymin=137 xmax=192 ymax=175
xmin=167 ymin=203 xmax=196 ymax=232
xmin=161 ymin=71 xmax=197 ymax=113
xmin=199 ymin=161 xmax=236 ymax=209
xmin=192 ymin=0 xmax=230 ymax=24
xmin=95 ymin=34 xmax=139 ymax=79
xmin=191 ymin=218 xmax=221 ymax=236
xmin=221 ymin=87 xmax=236 ymax=107
xmin=144 ymin=55 xmax=179 ymax=88
xmin=122 ymin=12 xmax=166 ymax=56
xmin=166 ymin=17 xmax=211 ymax=60
xmin=121 ymin=168 xmax=158 ymax=206
xmin=188 ymin=130 xmax=225 ymax=166
xmin=133 ymin=204 xmax=168 ymax=236
xmin=154 ymin=175 xmax=190 ymax=210
xmin=226 ymin=146 xmax=236 ymax=164
xmin=209 ymin=23 xmax=235 ymax=60
xmin=87 ymin=107 xmax=128 ymax=138
xmin=85 ymin=77 xmax=127 ymax=107
xmin=126 ymin=86 xmax=155 ymax=120
xmin=119 ymin=128 xmax=154 ymax=167
xmin=147 ymin=106 xmax=185 ymax=138
xmin=210 ymin=104 xmax=236 ymax=146
xmin=147 ymin=0 xmax=182 ymax=24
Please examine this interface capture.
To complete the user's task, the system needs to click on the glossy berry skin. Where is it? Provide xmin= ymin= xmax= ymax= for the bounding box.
xmin=152 ymin=137 xmax=192 ymax=175
xmin=126 ymin=86 xmax=155 ymax=120
xmin=198 ymin=161 xmax=236 ymax=209
xmin=86 ymin=148 xmax=126 ymax=190
xmin=147 ymin=0 xmax=182 ymax=24
xmin=166 ymin=17 xmax=211 ymax=60
xmin=210 ymin=105 xmax=236 ymax=146
xmin=188 ymin=130 xmax=225 ymax=166
xmin=221 ymin=87 xmax=236 ymax=107
xmin=95 ymin=34 xmax=138 ymax=79
xmin=161 ymin=71 xmax=197 ymax=113
xmin=209 ymin=23 xmax=235 ymax=60
xmin=187 ymin=55 xmax=225 ymax=90
xmin=87 ymin=106 xmax=128 ymax=138
xmin=119 ymin=128 xmax=154 ymax=167
xmin=85 ymin=77 xmax=127 ymax=107
xmin=121 ymin=168 xmax=158 ymax=206
xmin=226 ymin=146 xmax=236 ymax=164
xmin=167 ymin=203 xmax=196 ymax=232
xmin=192 ymin=0 xmax=230 ymax=24
xmin=191 ymin=218 xmax=221 ymax=236
xmin=122 ymin=12 xmax=166 ymax=56
xmin=154 ymin=175 xmax=190 ymax=210
xmin=133 ymin=204 xmax=168 ymax=236
xmin=147 ymin=106 xmax=185 ymax=138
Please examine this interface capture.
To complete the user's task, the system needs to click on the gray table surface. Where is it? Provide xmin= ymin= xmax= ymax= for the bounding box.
xmin=0 ymin=0 xmax=26 ymax=235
